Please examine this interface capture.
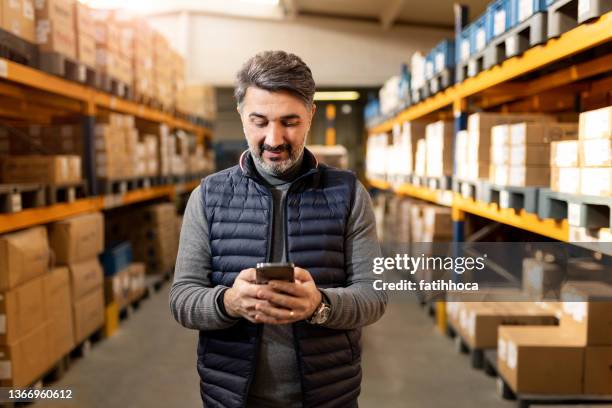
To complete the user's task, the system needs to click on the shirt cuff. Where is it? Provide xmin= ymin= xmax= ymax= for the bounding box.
xmin=214 ymin=286 xmax=240 ymax=323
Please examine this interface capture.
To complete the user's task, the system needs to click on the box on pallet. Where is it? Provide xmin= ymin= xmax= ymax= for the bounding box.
xmin=0 ymin=322 xmax=52 ymax=387
xmin=72 ymin=287 xmax=104 ymax=343
xmin=0 ymin=226 xmax=49 ymax=291
xmin=104 ymin=268 xmax=130 ymax=309
xmin=512 ymin=0 xmax=547 ymax=24
xmin=43 ymin=267 xmax=75 ymax=361
xmin=49 ymin=212 xmax=104 ymax=265
xmin=560 ymin=281 xmax=612 ymax=346
xmin=471 ymin=14 xmax=488 ymax=54
xmin=0 ymin=155 xmax=81 ymax=184
xmin=74 ymin=2 xmax=95 ymax=66
xmin=0 ymin=275 xmax=46 ymax=345
xmin=522 ymin=257 xmax=564 ymax=300
xmin=425 ymin=121 xmax=454 ymax=178
xmin=68 ymin=258 xmax=103 ymax=300
xmin=584 ymin=346 xmax=612 ymax=394
xmin=579 ymin=106 xmax=612 ymax=140
xmin=128 ymin=263 xmax=146 ymax=302
xmin=0 ymin=0 xmax=35 ymax=43
xmin=497 ymin=326 xmax=584 ymax=394
xmin=35 ymin=0 xmax=76 ymax=59
xmin=459 ymin=302 xmax=558 ymax=349
xmin=486 ymin=0 xmax=515 ymax=40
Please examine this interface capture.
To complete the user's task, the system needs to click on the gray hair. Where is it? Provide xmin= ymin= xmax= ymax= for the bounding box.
xmin=234 ymin=50 xmax=315 ymax=109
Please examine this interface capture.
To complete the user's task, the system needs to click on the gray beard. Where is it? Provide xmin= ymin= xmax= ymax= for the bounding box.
xmin=249 ymin=141 xmax=306 ymax=177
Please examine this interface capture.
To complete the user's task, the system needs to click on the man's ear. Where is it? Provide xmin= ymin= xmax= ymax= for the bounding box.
xmin=310 ymin=103 xmax=317 ymax=121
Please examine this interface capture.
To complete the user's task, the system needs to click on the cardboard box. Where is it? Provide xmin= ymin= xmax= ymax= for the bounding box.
xmin=0 ymin=275 xmax=46 ymax=344
xmin=551 ymin=140 xmax=580 ymax=168
xmin=422 ymin=205 xmax=452 ymax=240
xmin=73 ymin=1 xmax=94 ymax=37
xmin=491 ymin=164 xmax=509 ymax=186
xmin=76 ymin=32 xmax=95 ymax=67
xmin=509 ymin=122 xmax=578 ymax=145
xmin=50 ymin=212 xmax=104 ymax=265
xmin=72 ymin=287 xmax=103 ymax=344
xmin=580 ymin=139 xmax=612 ymax=167
xmin=43 ymin=267 xmax=74 ymax=361
xmin=68 ymin=258 xmax=103 ymax=300
xmin=35 ymin=0 xmax=76 ymax=58
xmin=497 ymin=326 xmax=584 ymax=394
xmin=461 ymin=302 xmax=558 ymax=349
xmin=128 ymin=263 xmax=146 ymax=302
xmin=510 ymin=144 xmax=550 ymax=166
xmin=579 ymin=106 xmax=612 ymax=140
xmin=580 ymin=167 xmax=611 ymax=196
xmin=508 ymin=166 xmax=550 ymax=187
xmin=584 ymin=346 xmax=612 ymax=394
xmin=0 ymin=155 xmax=80 ymax=184
xmin=425 ymin=121 xmax=453 ymax=177
xmin=91 ymin=9 xmax=120 ymax=51
xmin=467 ymin=113 xmax=554 ymax=131
xmin=0 ymin=322 xmax=52 ymax=387
xmin=560 ymin=281 xmax=612 ymax=345
xmin=551 ymin=167 xmax=580 ymax=194
xmin=1 ymin=0 xmax=35 ymax=42
xmin=0 ymin=227 xmax=49 ymax=291
xmin=104 ymin=268 xmax=129 ymax=309
xmin=522 ymin=258 xmax=564 ymax=300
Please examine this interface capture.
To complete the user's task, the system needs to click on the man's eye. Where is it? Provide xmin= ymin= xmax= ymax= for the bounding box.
xmin=283 ymin=121 xmax=299 ymax=127
xmin=254 ymin=121 xmax=267 ymax=128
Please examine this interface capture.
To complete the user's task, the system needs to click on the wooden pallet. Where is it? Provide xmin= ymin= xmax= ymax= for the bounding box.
xmin=96 ymin=74 xmax=133 ymax=99
xmin=70 ymin=327 xmax=104 ymax=359
xmin=45 ymin=181 xmax=87 ymax=205
xmin=97 ymin=176 xmax=158 ymax=195
xmin=0 ymin=183 xmax=45 ymax=213
xmin=428 ymin=67 xmax=455 ymax=94
xmin=482 ymin=183 xmax=541 ymax=214
xmin=38 ymin=52 xmax=97 ymax=86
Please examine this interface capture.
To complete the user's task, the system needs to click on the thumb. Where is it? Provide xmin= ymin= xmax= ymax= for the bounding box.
xmin=294 ymin=267 xmax=313 ymax=283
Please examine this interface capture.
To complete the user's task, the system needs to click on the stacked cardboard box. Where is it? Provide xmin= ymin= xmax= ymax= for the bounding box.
xmin=131 ymin=18 xmax=154 ymax=101
xmin=91 ymin=10 xmax=131 ymax=84
xmin=153 ymin=31 xmax=173 ymax=108
xmin=131 ymin=203 xmax=179 ymax=274
xmin=425 ymin=121 xmax=453 ymax=178
xmin=73 ymin=2 xmax=95 ymax=67
xmin=35 ymin=0 xmax=76 ymax=59
xmin=490 ymin=122 xmax=577 ymax=187
xmin=578 ymin=106 xmax=611 ymax=196
xmin=521 ymin=257 xmax=564 ymax=300
xmin=388 ymin=121 xmax=425 ymax=181
xmin=0 ymin=0 xmax=35 ymax=43
xmin=0 ymin=227 xmax=56 ymax=387
xmin=414 ymin=138 xmax=427 ymax=177
xmin=176 ymin=85 xmax=218 ymax=121
xmin=49 ymin=213 xmax=105 ymax=344
xmin=137 ymin=122 xmax=171 ymax=177
xmin=0 ymin=155 xmax=81 ymax=184
xmin=106 ymin=204 xmax=179 ymax=275
xmin=365 ymin=133 xmax=389 ymax=181
xmin=498 ymin=281 xmax=612 ymax=395
xmin=457 ymin=113 xmax=556 ymax=182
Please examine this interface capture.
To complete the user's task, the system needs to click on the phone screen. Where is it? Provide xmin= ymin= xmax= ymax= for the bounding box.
xmin=255 ymin=262 xmax=295 ymax=284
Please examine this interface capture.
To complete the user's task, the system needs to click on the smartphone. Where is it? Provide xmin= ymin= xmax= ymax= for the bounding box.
xmin=255 ymin=262 xmax=295 ymax=284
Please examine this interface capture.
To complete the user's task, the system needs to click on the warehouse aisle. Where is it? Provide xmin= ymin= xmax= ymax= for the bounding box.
xmin=35 ymin=279 xmax=518 ymax=408
xmin=35 ymin=285 xmax=201 ymax=408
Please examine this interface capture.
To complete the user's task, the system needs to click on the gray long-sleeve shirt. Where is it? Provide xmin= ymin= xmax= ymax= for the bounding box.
xmin=170 ymin=161 xmax=387 ymax=407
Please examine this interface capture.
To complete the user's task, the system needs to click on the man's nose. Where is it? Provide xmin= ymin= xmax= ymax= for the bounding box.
xmin=264 ymin=121 xmax=285 ymax=147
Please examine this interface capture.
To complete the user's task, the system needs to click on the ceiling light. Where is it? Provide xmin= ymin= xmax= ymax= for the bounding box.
xmin=314 ymin=91 xmax=360 ymax=101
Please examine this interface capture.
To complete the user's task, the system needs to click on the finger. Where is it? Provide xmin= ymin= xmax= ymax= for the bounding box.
xmin=238 ymin=268 xmax=257 ymax=282
xmin=293 ymin=267 xmax=313 ymax=283
xmin=257 ymin=290 xmax=302 ymax=309
xmin=269 ymin=280 xmax=304 ymax=296
xmin=255 ymin=303 xmax=295 ymax=320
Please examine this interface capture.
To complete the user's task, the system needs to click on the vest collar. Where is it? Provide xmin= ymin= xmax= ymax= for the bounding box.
xmin=239 ymin=147 xmax=322 ymax=187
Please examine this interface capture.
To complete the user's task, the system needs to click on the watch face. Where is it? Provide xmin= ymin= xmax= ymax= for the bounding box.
xmin=315 ymin=304 xmax=331 ymax=324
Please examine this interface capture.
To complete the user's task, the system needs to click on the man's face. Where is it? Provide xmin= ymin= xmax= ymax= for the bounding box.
xmin=239 ymin=87 xmax=316 ymax=176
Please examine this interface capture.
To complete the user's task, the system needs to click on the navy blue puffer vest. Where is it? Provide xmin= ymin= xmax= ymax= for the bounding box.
xmin=198 ymin=149 xmax=361 ymax=408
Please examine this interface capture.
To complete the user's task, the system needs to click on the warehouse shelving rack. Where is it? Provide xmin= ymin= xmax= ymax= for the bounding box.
xmin=0 ymin=57 xmax=212 ymax=235
xmin=367 ymin=11 xmax=612 ymax=245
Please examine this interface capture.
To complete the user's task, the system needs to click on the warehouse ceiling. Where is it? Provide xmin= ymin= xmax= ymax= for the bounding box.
xmin=136 ymin=0 xmax=490 ymax=31
xmin=291 ymin=0 xmax=491 ymax=30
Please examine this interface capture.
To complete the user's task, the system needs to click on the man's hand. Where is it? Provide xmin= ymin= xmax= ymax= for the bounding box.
xmin=253 ymin=267 xmax=322 ymax=325
xmin=224 ymin=268 xmax=270 ymax=323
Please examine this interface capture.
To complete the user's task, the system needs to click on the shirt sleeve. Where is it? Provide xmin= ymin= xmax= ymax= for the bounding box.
xmin=319 ymin=180 xmax=388 ymax=330
xmin=169 ymin=185 xmax=239 ymax=330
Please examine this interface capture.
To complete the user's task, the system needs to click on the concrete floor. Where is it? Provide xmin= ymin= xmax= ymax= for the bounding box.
xmin=35 ymin=282 xmax=526 ymax=408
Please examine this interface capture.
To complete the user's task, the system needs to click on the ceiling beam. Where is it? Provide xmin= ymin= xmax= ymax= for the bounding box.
xmin=380 ymin=0 xmax=405 ymax=30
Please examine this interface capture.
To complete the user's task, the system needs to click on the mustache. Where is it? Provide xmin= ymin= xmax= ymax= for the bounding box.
xmin=260 ymin=143 xmax=292 ymax=153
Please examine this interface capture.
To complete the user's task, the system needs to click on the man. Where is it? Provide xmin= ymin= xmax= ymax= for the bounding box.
xmin=170 ymin=50 xmax=387 ymax=408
